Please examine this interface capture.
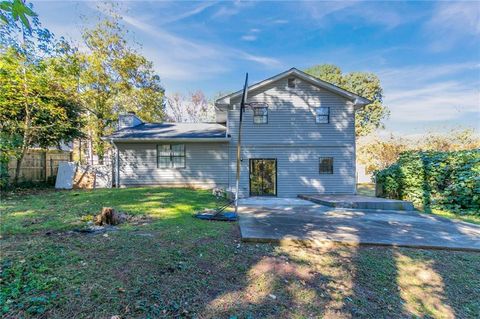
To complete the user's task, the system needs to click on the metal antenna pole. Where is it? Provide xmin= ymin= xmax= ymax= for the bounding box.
xmin=234 ymin=73 xmax=249 ymax=214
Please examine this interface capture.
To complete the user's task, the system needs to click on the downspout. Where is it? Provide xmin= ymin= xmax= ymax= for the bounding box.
xmin=110 ymin=139 xmax=119 ymax=188
xmin=353 ymin=103 xmax=357 ymax=195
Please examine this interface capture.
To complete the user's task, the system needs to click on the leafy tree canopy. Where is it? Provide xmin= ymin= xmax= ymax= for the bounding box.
xmin=0 ymin=1 xmax=83 ymax=184
xmin=78 ymin=10 xmax=165 ymax=159
xmin=305 ymin=64 xmax=390 ymax=136
xmin=166 ymin=91 xmax=215 ymax=123
xmin=0 ymin=0 xmax=36 ymax=31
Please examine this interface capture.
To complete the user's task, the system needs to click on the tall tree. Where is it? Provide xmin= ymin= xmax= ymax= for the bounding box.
xmin=0 ymin=0 xmax=36 ymax=30
xmin=165 ymin=91 xmax=215 ymax=123
xmin=79 ymin=11 xmax=165 ymax=162
xmin=305 ymin=64 xmax=389 ymax=136
xmin=0 ymin=1 xmax=83 ymax=184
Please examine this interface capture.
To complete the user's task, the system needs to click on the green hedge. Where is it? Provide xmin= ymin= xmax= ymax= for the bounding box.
xmin=375 ymin=150 xmax=480 ymax=215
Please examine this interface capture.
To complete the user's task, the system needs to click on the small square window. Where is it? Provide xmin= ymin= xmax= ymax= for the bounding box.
xmin=253 ymin=106 xmax=268 ymax=124
xmin=315 ymin=107 xmax=330 ymax=124
xmin=319 ymin=157 xmax=333 ymax=174
xmin=287 ymin=77 xmax=296 ymax=88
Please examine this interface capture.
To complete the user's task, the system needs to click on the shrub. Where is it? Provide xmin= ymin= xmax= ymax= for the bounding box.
xmin=375 ymin=150 xmax=480 ymax=215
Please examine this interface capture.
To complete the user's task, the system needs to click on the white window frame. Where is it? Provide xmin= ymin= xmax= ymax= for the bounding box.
xmin=315 ymin=107 xmax=330 ymax=124
xmin=253 ymin=106 xmax=268 ymax=124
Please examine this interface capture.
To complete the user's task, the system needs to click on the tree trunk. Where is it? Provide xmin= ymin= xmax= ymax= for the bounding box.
xmin=13 ymin=148 xmax=26 ymax=185
xmin=14 ymin=24 xmax=30 ymax=185
xmin=87 ymin=128 xmax=93 ymax=165
xmin=78 ymin=138 xmax=82 ymax=164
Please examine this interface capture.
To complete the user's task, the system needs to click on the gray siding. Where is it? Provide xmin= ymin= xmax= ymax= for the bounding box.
xmin=114 ymin=75 xmax=357 ymax=196
xmin=228 ymin=76 xmax=355 ymax=146
xmin=117 ymin=142 xmax=229 ymax=188
xmin=229 ymin=145 xmax=355 ymax=198
xmin=227 ymin=75 xmax=356 ymax=196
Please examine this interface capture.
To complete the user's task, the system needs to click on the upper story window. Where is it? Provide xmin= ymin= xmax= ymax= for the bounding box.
xmin=253 ymin=106 xmax=268 ymax=124
xmin=157 ymin=144 xmax=185 ymax=168
xmin=319 ymin=157 xmax=333 ymax=174
xmin=315 ymin=107 xmax=330 ymax=124
xmin=287 ymin=77 xmax=296 ymax=88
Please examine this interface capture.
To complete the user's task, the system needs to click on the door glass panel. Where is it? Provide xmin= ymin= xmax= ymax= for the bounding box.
xmin=250 ymin=159 xmax=276 ymax=196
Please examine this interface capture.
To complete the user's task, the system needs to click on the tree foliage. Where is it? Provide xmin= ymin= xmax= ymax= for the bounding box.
xmin=357 ymin=134 xmax=408 ymax=174
xmin=0 ymin=0 xmax=36 ymax=31
xmin=0 ymin=47 xmax=83 ymax=143
xmin=0 ymin=1 xmax=83 ymax=184
xmin=358 ymin=129 xmax=480 ymax=174
xmin=376 ymin=150 xmax=480 ymax=215
xmin=305 ymin=64 xmax=389 ymax=136
xmin=78 ymin=11 xmax=165 ymax=159
xmin=165 ymin=91 xmax=215 ymax=123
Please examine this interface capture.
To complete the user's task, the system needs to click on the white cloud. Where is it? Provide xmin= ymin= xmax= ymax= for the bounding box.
xmin=377 ymin=62 xmax=480 ymax=88
xmin=241 ymin=34 xmax=257 ymax=41
xmin=302 ymin=1 xmax=418 ymax=30
xmin=119 ymin=13 xmax=280 ymax=80
xmin=237 ymin=52 xmax=279 ymax=66
xmin=212 ymin=1 xmax=254 ymax=19
xmin=161 ymin=2 xmax=217 ymax=25
xmin=303 ymin=1 xmax=358 ymax=22
xmin=378 ymin=63 xmax=480 ymax=122
xmin=426 ymin=2 xmax=480 ymax=51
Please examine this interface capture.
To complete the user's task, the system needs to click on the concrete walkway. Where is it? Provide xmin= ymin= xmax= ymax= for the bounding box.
xmin=238 ymin=198 xmax=480 ymax=251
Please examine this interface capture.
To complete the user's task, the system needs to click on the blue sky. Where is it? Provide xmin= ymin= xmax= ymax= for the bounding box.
xmin=32 ymin=1 xmax=480 ymax=135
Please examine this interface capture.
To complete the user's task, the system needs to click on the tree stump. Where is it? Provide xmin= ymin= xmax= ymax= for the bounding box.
xmin=94 ymin=207 xmax=127 ymax=226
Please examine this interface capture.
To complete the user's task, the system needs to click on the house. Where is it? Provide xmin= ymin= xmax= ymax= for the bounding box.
xmin=104 ymin=68 xmax=371 ymax=198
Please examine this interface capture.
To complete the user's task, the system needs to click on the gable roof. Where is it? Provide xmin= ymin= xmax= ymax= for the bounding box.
xmin=103 ymin=122 xmax=228 ymax=142
xmin=215 ymin=67 xmax=372 ymax=107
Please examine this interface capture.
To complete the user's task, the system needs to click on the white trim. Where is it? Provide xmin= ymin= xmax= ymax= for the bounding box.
xmin=215 ymin=68 xmax=371 ymax=107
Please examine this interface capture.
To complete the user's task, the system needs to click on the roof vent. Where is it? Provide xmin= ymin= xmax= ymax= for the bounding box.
xmin=287 ymin=77 xmax=296 ymax=88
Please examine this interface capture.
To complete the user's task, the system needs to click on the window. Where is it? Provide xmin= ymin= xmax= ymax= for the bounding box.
xmin=287 ymin=77 xmax=296 ymax=88
xmin=315 ymin=107 xmax=330 ymax=124
xmin=253 ymin=106 xmax=268 ymax=124
xmin=157 ymin=144 xmax=185 ymax=168
xmin=319 ymin=157 xmax=333 ymax=174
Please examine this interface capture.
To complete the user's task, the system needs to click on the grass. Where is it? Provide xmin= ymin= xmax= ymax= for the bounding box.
xmin=356 ymin=183 xmax=480 ymax=225
xmin=428 ymin=208 xmax=480 ymax=225
xmin=1 ymin=187 xmax=479 ymax=318
xmin=356 ymin=183 xmax=376 ymax=197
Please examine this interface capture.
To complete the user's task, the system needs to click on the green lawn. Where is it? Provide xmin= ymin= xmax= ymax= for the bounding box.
xmin=1 ymin=187 xmax=479 ymax=318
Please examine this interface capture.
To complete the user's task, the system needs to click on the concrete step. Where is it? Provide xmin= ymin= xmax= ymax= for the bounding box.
xmin=298 ymin=194 xmax=415 ymax=211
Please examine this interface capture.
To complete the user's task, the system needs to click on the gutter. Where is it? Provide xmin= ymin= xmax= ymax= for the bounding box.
xmin=110 ymin=139 xmax=120 ymax=189
xmin=106 ymin=137 xmax=231 ymax=143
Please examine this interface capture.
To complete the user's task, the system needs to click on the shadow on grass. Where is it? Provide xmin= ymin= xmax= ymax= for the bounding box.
xmin=0 ymin=187 xmax=226 ymax=236
xmin=1 ymin=188 xmax=478 ymax=318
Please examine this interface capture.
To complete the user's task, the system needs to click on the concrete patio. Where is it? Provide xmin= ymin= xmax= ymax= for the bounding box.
xmin=237 ymin=198 xmax=480 ymax=251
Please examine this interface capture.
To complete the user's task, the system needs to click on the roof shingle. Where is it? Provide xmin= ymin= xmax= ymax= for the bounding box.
xmin=104 ymin=122 xmax=227 ymax=141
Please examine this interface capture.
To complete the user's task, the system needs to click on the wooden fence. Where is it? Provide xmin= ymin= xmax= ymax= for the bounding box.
xmin=8 ymin=150 xmax=72 ymax=183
